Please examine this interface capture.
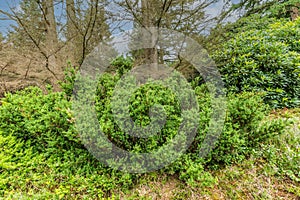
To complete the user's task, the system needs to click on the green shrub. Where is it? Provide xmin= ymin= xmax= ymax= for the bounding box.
xmin=213 ymin=18 xmax=300 ymax=108
xmin=186 ymin=85 xmax=288 ymax=168
xmin=0 ymin=64 xmax=289 ymax=194
xmin=0 ymin=88 xmax=138 ymax=198
xmin=95 ymin=75 xmax=182 ymax=153
xmin=59 ymin=63 xmax=78 ymax=100
xmin=207 ymin=92 xmax=288 ymax=167
xmin=77 ymin=71 xmax=200 ymax=173
xmin=60 ymin=56 xmax=134 ymax=100
xmin=0 ymin=129 xmax=137 ymax=198
xmin=111 ymin=56 xmax=133 ymax=76
xmin=0 ymin=132 xmax=33 ymax=171
xmin=0 ymin=87 xmax=81 ymax=154
xmin=92 ymin=72 xmax=288 ymax=171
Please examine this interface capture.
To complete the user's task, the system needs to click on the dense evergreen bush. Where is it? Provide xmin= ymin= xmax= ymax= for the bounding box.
xmin=213 ymin=18 xmax=300 ymax=108
xmin=59 ymin=63 xmax=77 ymax=100
xmin=111 ymin=56 xmax=133 ymax=76
xmin=0 ymin=61 xmax=288 ymax=190
xmin=0 ymin=88 xmax=139 ymax=198
xmin=92 ymin=72 xmax=287 ymax=170
xmin=206 ymin=92 xmax=287 ymax=167
xmin=0 ymin=87 xmax=81 ymax=154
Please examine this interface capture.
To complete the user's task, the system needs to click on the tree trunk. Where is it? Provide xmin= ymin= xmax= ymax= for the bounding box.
xmin=42 ymin=0 xmax=61 ymax=80
xmin=66 ymin=0 xmax=80 ymax=65
xmin=141 ymin=0 xmax=159 ymax=69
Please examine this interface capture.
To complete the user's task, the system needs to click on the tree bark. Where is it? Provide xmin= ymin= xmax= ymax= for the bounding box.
xmin=141 ymin=0 xmax=159 ymax=69
xmin=66 ymin=0 xmax=80 ymax=65
xmin=42 ymin=0 xmax=61 ymax=79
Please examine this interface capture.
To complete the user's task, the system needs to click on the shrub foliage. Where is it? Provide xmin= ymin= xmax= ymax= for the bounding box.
xmin=214 ymin=18 xmax=300 ymax=108
xmin=0 ymin=57 xmax=289 ymax=196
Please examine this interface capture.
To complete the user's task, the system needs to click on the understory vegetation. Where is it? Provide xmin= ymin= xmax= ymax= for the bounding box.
xmin=1 ymin=2 xmax=300 ymax=199
xmin=0 ymin=52 xmax=299 ymax=198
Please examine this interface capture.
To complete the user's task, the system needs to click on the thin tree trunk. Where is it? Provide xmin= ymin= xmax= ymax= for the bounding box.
xmin=141 ymin=0 xmax=158 ymax=69
xmin=66 ymin=0 xmax=79 ymax=65
xmin=42 ymin=0 xmax=61 ymax=79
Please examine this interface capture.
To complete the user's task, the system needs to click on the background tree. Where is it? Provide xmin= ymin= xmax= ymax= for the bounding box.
xmin=2 ymin=0 xmax=63 ymax=81
xmin=0 ymin=0 xmax=110 ymax=88
xmin=40 ymin=0 xmax=60 ymax=75
xmin=65 ymin=0 xmax=110 ymax=66
xmin=7 ymin=0 xmax=44 ymax=53
xmin=223 ymin=0 xmax=300 ymax=20
xmin=112 ymin=0 xmax=221 ymax=66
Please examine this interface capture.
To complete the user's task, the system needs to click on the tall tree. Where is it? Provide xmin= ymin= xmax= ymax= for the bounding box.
xmin=114 ymin=0 xmax=219 ymax=66
xmin=6 ymin=0 xmax=44 ymax=52
xmin=65 ymin=0 xmax=110 ymax=66
xmin=66 ymin=0 xmax=79 ymax=63
xmin=1 ymin=0 xmax=62 ymax=80
xmin=0 ymin=0 xmax=111 ymax=83
xmin=40 ymin=0 xmax=60 ymax=76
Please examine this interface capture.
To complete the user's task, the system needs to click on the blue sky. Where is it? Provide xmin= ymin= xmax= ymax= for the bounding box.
xmin=0 ymin=0 xmax=21 ymax=35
